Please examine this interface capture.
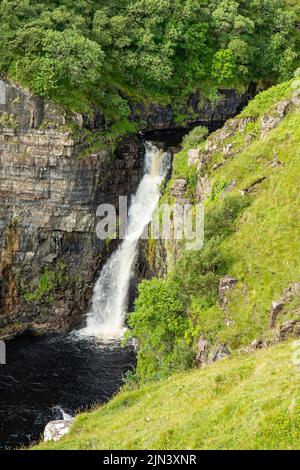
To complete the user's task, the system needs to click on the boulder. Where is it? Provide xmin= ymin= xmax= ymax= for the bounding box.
xmin=268 ymin=282 xmax=300 ymax=329
xmin=44 ymin=418 xmax=74 ymax=442
xmin=250 ymin=339 xmax=265 ymax=350
xmin=223 ymin=143 xmax=235 ymax=158
xmin=276 ymin=321 xmax=300 ymax=342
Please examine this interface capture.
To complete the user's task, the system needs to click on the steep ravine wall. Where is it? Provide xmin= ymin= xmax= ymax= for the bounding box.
xmin=0 ymin=81 xmax=144 ymax=339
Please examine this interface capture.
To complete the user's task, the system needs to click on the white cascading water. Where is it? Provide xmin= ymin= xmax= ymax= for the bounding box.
xmin=81 ymin=142 xmax=170 ymax=339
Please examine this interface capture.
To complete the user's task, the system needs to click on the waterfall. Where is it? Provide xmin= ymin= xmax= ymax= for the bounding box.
xmin=81 ymin=142 xmax=170 ymax=339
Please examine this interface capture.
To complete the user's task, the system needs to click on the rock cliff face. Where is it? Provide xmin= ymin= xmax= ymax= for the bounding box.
xmin=131 ymin=88 xmax=253 ymax=131
xmin=0 ymin=81 xmax=144 ymax=339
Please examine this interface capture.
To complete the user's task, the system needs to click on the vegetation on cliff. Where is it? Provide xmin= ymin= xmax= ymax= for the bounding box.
xmin=128 ymin=76 xmax=300 ymax=380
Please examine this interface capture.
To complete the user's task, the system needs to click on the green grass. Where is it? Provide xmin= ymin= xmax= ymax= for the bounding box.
xmin=158 ymin=78 xmax=300 ymax=351
xmin=35 ymin=341 xmax=300 ymax=450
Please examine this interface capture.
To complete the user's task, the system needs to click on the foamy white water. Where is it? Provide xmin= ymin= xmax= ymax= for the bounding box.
xmin=81 ymin=142 xmax=170 ymax=339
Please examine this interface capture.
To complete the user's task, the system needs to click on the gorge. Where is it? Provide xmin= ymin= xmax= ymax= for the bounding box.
xmin=0 ymin=79 xmax=236 ymax=448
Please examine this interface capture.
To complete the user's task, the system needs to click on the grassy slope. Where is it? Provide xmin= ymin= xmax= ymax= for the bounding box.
xmin=36 ymin=341 xmax=300 ymax=450
xmin=160 ymin=80 xmax=300 ymax=350
xmin=213 ymin=82 xmax=300 ymax=347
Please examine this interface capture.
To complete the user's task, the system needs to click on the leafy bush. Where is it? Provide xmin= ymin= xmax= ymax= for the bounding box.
xmin=129 ymin=279 xmax=192 ymax=378
xmin=0 ymin=0 xmax=297 ymax=110
xmin=182 ymin=126 xmax=209 ymax=150
xmin=11 ymin=28 xmax=104 ymax=97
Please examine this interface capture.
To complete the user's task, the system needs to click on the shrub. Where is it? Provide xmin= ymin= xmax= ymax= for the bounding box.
xmin=129 ymin=279 xmax=191 ymax=378
xmin=182 ymin=125 xmax=209 ymax=150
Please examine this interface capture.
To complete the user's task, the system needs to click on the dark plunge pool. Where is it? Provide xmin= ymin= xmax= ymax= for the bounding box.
xmin=0 ymin=333 xmax=136 ymax=449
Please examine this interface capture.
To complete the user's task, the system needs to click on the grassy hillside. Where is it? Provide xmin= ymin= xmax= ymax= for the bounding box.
xmin=128 ymin=76 xmax=300 ymax=379
xmin=36 ymin=341 xmax=300 ymax=450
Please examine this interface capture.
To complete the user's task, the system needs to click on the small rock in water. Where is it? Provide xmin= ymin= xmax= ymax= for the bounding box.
xmin=44 ymin=418 xmax=74 ymax=442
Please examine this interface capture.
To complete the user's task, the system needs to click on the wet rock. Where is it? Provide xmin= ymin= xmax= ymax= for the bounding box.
xmin=44 ymin=418 xmax=74 ymax=442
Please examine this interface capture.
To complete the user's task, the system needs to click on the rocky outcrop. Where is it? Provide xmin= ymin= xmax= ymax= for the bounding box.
xmin=0 ymin=81 xmax=144 ymax=339
xmin=268 ymin=282 xmax=300 ymax=329
xmin=196 ymin=338 xmax=230 ymax=368
xmin=131 ymin=88 xmax=252 ymax=131
xmin=261 ymin=99 xmax=293 ymax=139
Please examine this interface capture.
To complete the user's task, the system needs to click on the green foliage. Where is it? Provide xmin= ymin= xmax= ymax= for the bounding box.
xmin=0 ymin=0 xmax=297 ymax=111
xmin=129 ymin=194 xmax=249 ymax=379
xmin=129 ymin=279 xmax=192 ymax=378
xmin=23 ymin=264 xmax=68 ymax=303
xmin=10 ymin=28 xmax=104 ymax=97
xmin=212 ymin=49 xmax=237 ymax=86
xmin=182 ymin=125 xmax=209 ymax=150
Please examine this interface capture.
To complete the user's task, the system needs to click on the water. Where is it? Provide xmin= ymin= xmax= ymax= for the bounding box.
xmin=82 ymin=142 xmax=170 ymax=339
xmin=0 ymin=333 xmax=136 ymax=449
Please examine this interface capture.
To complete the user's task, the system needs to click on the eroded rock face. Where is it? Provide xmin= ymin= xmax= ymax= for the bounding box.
xmin=0 ymin=81 xmax=144 ymax=339
xmin=130 ymin=88 xmax=251 ymax=131
xmin=195 ymin=339 xmax=230 ymax=367
xmin=261 ymin=100 xmax=293 ymax=139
